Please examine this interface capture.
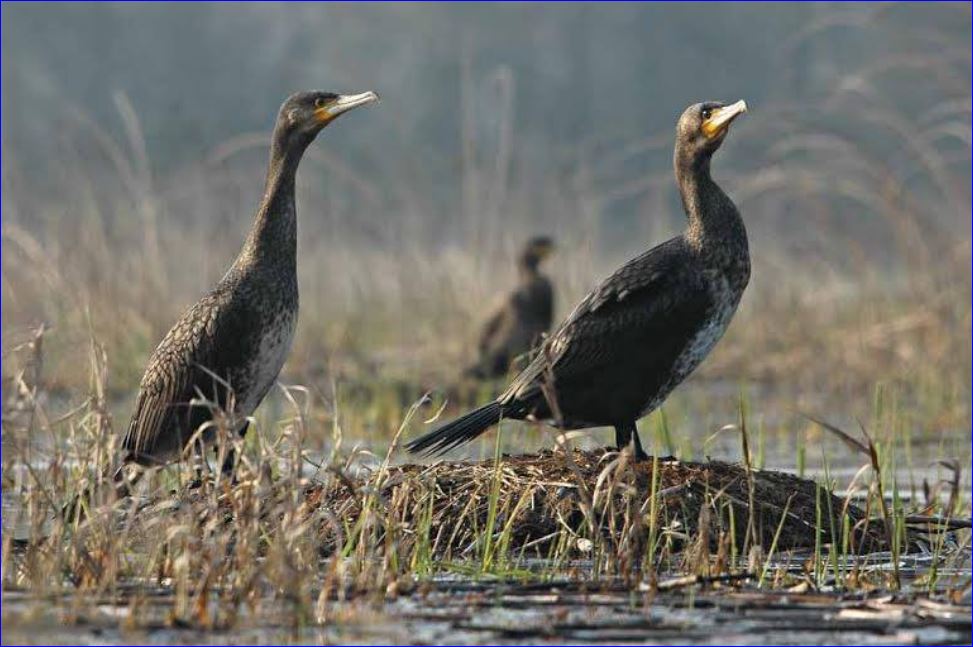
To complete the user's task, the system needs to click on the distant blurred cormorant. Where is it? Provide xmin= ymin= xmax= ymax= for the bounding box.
xmin=466 ymin=236 xmax=555 ymax=379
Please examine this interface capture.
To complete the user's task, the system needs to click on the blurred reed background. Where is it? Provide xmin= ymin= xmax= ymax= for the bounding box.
xmin=1 ymin=2 xmax=969 ymax=461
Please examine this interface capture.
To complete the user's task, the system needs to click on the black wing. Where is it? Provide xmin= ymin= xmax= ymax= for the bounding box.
xmin=122 ymin=294 xmax=224 ymax=461
xmin=500 ymin=237 xmax=713 ymax=408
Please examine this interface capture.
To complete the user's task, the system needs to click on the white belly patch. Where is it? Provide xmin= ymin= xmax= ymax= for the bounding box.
xmin=236 ymin=309 xmax=297 ymax=417
xmin=639 ymin=276 xmax=739 ymax=417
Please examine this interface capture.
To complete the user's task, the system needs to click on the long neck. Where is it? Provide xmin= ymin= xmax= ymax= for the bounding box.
xmin=674 ymin=147 xmax=748 ymax=261
xmin=518 ymin=258 xmax=540 ymax=281
xmin=235 ymin=132 xmax=308 ymax=270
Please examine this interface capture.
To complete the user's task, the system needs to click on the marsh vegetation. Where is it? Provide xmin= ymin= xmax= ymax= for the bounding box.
xmin=2 ymin=3 xmax=971 ymax=644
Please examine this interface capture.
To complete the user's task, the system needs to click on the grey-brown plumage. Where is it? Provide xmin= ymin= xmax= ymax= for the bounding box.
xmin=408 ymin=100 xmax=749 ymax=460
xmin=466 ymin=236 xmax=555 ymax=379
xmin=122 ymin=90 xmax=377 ymax=470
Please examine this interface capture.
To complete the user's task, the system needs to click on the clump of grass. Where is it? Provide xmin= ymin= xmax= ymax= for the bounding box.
xmin=803 ymin=413 xmax=972 ymax=591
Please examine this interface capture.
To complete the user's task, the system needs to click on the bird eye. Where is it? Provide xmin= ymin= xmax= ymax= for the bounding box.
xmin=701 ymin=107 xmax=713 ymax=120
xmin=314 ymin=97 xmax=327 ymax=109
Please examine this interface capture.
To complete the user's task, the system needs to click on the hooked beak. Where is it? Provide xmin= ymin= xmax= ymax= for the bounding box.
xmin=701 ymin=100 xmax=748 ymax=140
xmin=315 ymin=91 xmax=379 ymax=123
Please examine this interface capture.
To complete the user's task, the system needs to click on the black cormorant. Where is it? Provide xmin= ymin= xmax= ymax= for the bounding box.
xmin=121 ymin=90 xmax=378 ymax=474
xmin=466 ymin=236 xmax=555 ymax=379
xmin=407 ymin=100 xmax=749 ymax=460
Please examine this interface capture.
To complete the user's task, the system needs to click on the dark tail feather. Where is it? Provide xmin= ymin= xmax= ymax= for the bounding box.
xmin=406 ymin=401 xmax=503 ymax=456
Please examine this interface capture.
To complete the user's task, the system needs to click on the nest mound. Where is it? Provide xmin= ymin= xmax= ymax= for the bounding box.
xmin=306 ymin=448 xmax=899 ymax=559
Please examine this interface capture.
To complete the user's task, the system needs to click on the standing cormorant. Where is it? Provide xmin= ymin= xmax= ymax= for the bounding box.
xmin=466 ymin=236 xmax=555 ymax=379
xmin=407 ymin=100 xmax=749 ymax=460
xmin=121 ymin=90 xmax=377 ymax=474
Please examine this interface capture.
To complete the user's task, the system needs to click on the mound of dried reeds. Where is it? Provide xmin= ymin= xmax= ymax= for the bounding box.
xmin=303 ymin=448 xmax=908 ymax=565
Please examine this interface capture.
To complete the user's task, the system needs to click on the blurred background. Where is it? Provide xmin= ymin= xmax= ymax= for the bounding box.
xmin=2 ymin=3 xmax=970 ymax=468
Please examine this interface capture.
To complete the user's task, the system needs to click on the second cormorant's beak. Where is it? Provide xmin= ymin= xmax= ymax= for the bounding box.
xmin=316 ymin=91 xmax=379 ymax=123
xmin=701 ymin=100 xmax=748 ymax=140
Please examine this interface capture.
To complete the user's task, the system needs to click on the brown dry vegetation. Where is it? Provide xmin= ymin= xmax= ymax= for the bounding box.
xmin=1 ymin=5 xmax=971 ymax=642
xmin=2 ymin=355 xmax=968 ymax=639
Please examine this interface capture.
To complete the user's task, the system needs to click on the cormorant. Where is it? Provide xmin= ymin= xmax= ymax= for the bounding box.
xmin=466 ymin=236 xmax=555 ymax=379
xmin=121 ymin=90 xmax=378 ymax=475
xmin=407 ymin=100 xmax=749 ymax=460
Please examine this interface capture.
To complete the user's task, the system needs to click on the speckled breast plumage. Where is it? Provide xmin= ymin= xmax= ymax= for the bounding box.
xmin=638 ymin=269 xmax=745 ymax=418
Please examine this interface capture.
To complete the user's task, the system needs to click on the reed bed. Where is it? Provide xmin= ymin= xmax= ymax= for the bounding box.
xmin=2 ymin=7 xmax=971 ymax=640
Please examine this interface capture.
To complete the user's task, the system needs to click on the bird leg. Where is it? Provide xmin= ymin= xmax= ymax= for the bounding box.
xmin=614 ymin=422 xmax=648 ymax=461
xmin=187 ymin=438 xmax=210 ymax=489
xmin=63 ymin=460 xmax=139 ymax=522
xmin=219 ymin=420 xmax=249 ymax=479
xmin=111 ymin=460 xmax=144 ymax=500
xmin=188 ymin=466 xmax=205 ymax=490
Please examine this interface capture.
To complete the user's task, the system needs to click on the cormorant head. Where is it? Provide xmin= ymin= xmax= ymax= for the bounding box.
xmin=675 ymin=100 xmax=748 ymax=164
xmin=520 ymin=236 xmax=555 ymax=271
xmin=273 ymin=90 xmax=379 ymax=154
